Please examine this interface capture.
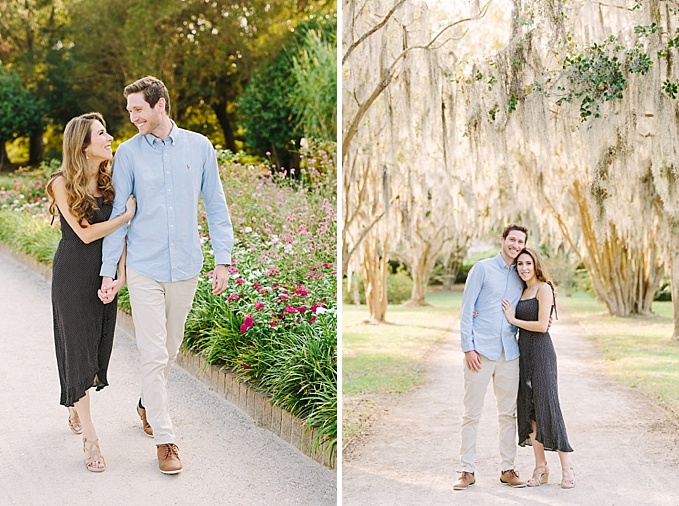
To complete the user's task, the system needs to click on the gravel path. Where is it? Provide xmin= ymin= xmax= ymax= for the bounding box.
xmin=342 ymin=309 xmax=679 ymax=505
xmin=0 ymin=249 xmax=336 ymax=505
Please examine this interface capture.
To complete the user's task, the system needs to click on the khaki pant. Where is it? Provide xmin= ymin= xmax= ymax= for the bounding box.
xmin=460 ymin=353 xmax=519 ymax=473
xmin=127 ymin=268 xmax=199 ymax=445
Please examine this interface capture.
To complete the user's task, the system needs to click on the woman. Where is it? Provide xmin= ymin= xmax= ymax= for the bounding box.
xmin=46 ymin=112 xmax=135 ymax=472
xmin=501 ymin=247 xmax=575 ymax=489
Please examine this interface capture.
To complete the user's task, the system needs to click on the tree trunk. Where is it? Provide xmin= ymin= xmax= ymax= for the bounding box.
xmin=670 ymin=223 xmax=679 ymax=340
xmin=211 ymin=101 xmax=237 ymax=153
xmin=361 ymin=233 xmax=389 ymax=323
xmin=0 ymin=141 xmax=10 ymax=170
xmin=29 ymin=131 xmax=44 ymax=165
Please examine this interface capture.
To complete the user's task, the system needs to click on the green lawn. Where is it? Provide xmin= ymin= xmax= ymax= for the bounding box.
xmin=560 ymin=293 xmax=679 ymax=413
xmin=342 ymin=292 xmax=462 ymax=445
xmin=343 ymin=291 xmax=679 ymax=447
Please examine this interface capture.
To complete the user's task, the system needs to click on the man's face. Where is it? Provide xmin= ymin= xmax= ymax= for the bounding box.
xmin=500 ymin=230 xmax=527 ymax=260
xmin=126 ymin=92 xmax=163 ymax=137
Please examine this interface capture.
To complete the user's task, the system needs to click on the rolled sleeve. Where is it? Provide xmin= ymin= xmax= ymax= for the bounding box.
xmin=101 ymin=148 xmax=133 ymax=278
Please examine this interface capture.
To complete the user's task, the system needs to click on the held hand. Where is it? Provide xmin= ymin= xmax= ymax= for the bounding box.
xmin=547 ymin=314 xmax=554 ymax=331
xmin=98 ymin=276 xmax=114 ymax=303
xmin=465 ymin=350 xmax=482 ymax=372
xmin=212 ymin=264 xmax=230 ymax=295
xmin=472 ymin=310 xmax=478 ymax=319
xmin=99 ymin=278 xmax=125 ymax=304
xmin=124 ymin=195 xmax=137 ymax=220
xmin=501 ymin=298 xmax=515 ymax=322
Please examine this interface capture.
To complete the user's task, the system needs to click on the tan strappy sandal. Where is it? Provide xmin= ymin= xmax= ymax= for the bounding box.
xmin=67 ymin=407 xmax=82 ymax=435
xmin=527 ymin=464 xmax=549 ymax=487
xmin=83 ymin=438 xmax=106 ymax=473
xmin=560 ymin=466 xmax=575 ymax=489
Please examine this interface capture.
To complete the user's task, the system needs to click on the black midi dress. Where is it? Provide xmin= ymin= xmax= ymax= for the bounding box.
xmin=515 ymin=293 xmax=573 ymax=452
xmin=52 ymin=197 xmax=117 ymax=407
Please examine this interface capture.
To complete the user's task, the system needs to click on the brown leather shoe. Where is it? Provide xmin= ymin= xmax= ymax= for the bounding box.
xmin=453 ymin=471 xmax=476 ymax=490
xmin=500 ymin=469 xmax=527 ymax=488
xmin=137 ymin=400 xmax=153 ymax=437
xmin=157 ymin=443 xmax=182 ymax=474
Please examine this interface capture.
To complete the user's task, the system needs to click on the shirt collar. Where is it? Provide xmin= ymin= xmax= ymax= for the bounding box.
xmin=144 ymin=120 xmax=178 ymax=147
xmin=495 ymin=252 xmax=515 ymax=270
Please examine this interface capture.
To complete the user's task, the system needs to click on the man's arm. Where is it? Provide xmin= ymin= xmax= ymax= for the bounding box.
xmin=460 ymin=263 xmax=484 ymax=353
xmin=101 ymin=147 xmax=134 ymax=279
xmin=200 ymin=140 xmax=234 ymax=295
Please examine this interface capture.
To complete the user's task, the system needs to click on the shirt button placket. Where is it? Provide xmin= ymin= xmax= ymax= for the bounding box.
xmin=164 ymin=145 xmax=176 ymax=280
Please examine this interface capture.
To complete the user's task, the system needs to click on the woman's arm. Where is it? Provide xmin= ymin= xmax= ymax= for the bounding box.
xmin=502 ymin=284 xmax=553 ymax=333
xmin=51 ymin=176 xmax=135 ymax=244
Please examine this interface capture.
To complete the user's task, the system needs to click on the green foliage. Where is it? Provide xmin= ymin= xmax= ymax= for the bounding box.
xmin=343 ymin=267 xmax=414 ymax=305
xmin=237 ymin=15 xmax=337 ymax=166
xmin=555 ymin=36 xmax=653 ymax=120
xmin=662 ymin=79 xmax=679 ymax=99
xmin=0 ymin=211 xmax=59 ymax=264
xmin=0 ymin=67 xmax=46 ymax=146
xmin=290 ymin=28 xmax=338 ymax=141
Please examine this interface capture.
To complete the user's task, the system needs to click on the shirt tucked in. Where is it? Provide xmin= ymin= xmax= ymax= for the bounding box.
xmin=101 ymin=122 xmax=233 ymax=282
xmin=459 ymin=253 xmax=524 ymax=361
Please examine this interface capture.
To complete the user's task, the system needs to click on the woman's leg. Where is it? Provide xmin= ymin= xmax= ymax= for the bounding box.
xmin=558 ymin=451 xmax=575 ymax=488
xmin=527 ymin=420 xmax=550 ymax=486
xmin=74 ymin=390 xmax=105 ymax=471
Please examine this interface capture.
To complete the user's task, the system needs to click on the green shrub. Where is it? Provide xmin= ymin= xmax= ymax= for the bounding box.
xmin=343 ymin=267 xmax=414 ymax=305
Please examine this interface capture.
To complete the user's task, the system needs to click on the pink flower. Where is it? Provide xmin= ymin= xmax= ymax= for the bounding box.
xmin=269 ymin=321 xmax=278 ymax=327
xmin=309 ymin=316 xmax=317 ymax=323
xmin=255 ymin=302 xmax=265 ymax=310
xmin=200 ymin=214 xmax=206 ymax=220
xmin=284 ymin=305 xmax=296 ymax=314
xmin=311 ymin=303 xmax=320 ymax=313
xmin=228 ymin=266 xmax=238 ymax=274
xmin=296 ymin=306 xmax=307 ymax=313
xmin=239 ymin=315 xmax=254 ymax=333
xmin=242 ymin=363 xmax=250 ymax=369
xmin=268 ymin=269 xmax=280 ymax=276
xmin=235 ymin=278 xmax=245 ymax=284
xmin=279 ymin=295 xmax=289 ymax=301
xmin=253 ymin=282 xmax=261 ymax=288
xmin=227 ymin=295 xmax=241 ymax=302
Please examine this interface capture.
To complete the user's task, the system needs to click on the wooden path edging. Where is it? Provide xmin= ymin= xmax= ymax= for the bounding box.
xmin=0 ymin=241 xmax=334 ymax=468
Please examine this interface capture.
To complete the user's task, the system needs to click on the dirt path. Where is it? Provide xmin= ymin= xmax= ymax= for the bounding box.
xmin=342 ymin=311 xmax=679 ymax=505
xmin=0 ymin=249 xmax=336 ymax=505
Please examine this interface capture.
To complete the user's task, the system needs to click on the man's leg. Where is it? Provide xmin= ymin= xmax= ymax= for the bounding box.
xmin=460 ymin=354 xmax=495 ymax=472
xmin=493 ymin=354 xmax=520 ymax=472
xmin=161 ymin=275 xmax=199 ymax=384
xmin=127 ymin=269 xmax=174 ymax=445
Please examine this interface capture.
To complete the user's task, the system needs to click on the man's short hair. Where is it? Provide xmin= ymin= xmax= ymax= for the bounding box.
xmin=124 ymin=76 xmax=171 ymax=115
xmin=502 ymin=224 xmax=529 ymax=242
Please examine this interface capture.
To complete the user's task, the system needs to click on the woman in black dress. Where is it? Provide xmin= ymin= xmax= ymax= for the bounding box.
xmin=501 ymin=247 xmax=575 ymax=489
xmin=46 ymin=112 xmax=135 ymax=472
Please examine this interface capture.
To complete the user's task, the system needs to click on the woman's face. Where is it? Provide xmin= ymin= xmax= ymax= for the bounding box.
xmin=84 ymin=120 xmax=113 ymax=163
xmin=516 ymin=252 xmax=536 ymax=283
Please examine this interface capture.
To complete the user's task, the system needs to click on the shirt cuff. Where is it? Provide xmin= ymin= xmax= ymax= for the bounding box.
xmin=100 ymin=262 xmax=117 ymax=278
xmin=214 ymin=252 xmax=232 ymax=266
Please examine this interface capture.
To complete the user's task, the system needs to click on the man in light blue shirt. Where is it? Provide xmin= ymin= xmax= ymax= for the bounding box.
xmin=453 ymin=224 xmax=528 ymax=490
xmin=99 ymin=76 xmax=233 ymax=475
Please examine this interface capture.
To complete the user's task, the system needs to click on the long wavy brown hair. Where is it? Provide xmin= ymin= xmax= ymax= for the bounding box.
xmin=46 ymin=112 xmax=114 ymax=227
xmin=516 ymin=247 xmax=558 ymax=307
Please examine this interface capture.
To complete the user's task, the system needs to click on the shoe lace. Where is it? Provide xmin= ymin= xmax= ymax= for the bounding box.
xmin=161 ymin=443 xmax=179 ymax=458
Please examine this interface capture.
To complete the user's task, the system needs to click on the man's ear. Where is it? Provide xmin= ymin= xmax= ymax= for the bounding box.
xmin=156 ymin=97 xmax=166 ymax=112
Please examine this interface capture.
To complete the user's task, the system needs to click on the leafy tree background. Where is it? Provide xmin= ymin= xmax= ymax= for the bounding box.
xmin=0 ymin=0 xmax=336 ymax=170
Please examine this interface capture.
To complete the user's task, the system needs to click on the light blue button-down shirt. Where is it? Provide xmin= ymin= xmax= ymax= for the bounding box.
xmin=460 ymin=253 xmax=524 ymax=361
xmin=101 ymin=122 xmax=233 ymax=282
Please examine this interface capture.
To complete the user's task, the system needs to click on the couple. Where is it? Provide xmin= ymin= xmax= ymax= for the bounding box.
xmin=46 ymin=76 xmax=234 ymax=474
xmin=453 ymin=224 xmax=575 ymax=491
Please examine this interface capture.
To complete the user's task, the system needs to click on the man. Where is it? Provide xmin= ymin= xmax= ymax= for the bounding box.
xmin=453 ymin=224 xmax=528 ymax=490
xmin=99 ymin=76 xmax=233 ymax=475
